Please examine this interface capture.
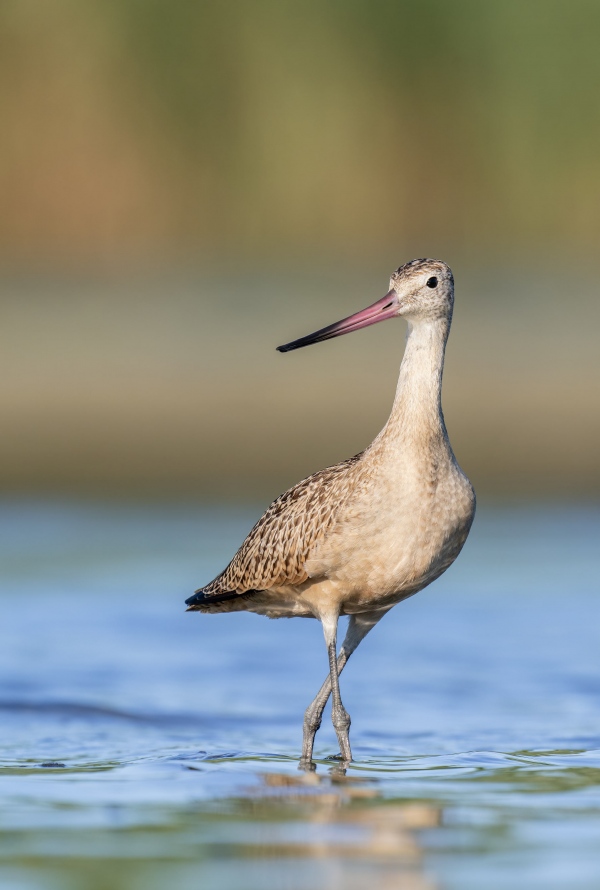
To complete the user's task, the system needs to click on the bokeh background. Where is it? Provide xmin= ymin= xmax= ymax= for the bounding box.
xmin=1 ymin=0 xmax=599 ymax=502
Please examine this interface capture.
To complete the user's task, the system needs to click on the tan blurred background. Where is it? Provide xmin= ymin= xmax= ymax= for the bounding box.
xmin=1 ymin=0 xmax=599 ymax=500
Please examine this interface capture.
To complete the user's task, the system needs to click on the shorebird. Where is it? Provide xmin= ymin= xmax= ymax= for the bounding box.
xmin=186 ymin=258 xmax=475 ymax=764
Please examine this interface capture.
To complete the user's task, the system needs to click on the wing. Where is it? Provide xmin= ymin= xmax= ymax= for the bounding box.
xmin=187 ymin=453 xmax=362 ymax=605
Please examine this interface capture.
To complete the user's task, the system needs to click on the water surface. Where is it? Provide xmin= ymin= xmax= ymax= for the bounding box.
xmin=1 ymin=502 xmax=599 ymax=889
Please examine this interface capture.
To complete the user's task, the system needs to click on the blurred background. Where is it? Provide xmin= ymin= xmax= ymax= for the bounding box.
xmin=1 ymin=0 xmax=599 ymax=502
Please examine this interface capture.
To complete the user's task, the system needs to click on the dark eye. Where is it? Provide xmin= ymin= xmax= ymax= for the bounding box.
xmin=426 ymin=276 xmax=438 ymax=288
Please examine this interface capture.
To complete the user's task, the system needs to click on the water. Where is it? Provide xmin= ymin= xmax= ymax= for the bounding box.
xmin=1 ymin=501 xmax=599 ymax=889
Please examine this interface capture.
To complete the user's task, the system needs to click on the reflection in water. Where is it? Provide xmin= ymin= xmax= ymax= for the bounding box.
xmin=238 ymin=770 xmax=440 ymax=890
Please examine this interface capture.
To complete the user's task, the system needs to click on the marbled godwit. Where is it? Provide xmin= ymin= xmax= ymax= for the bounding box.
xmin=186 ymin=259 xmax=475 ymax=764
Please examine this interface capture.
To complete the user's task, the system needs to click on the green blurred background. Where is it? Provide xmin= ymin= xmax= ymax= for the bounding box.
xmin=1 ymin=0 xmax=598 ymax=501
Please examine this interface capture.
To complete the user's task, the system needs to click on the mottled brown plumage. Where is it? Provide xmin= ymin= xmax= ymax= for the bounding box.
xmin=195 ymin=454 xmax=362 ymax=603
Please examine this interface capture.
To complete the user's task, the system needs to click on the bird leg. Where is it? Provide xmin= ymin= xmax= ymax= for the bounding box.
xmin=327 ymin=632 xmax=352 ymax=762
xmin=301 ymin=612 xmax=385 ymax=766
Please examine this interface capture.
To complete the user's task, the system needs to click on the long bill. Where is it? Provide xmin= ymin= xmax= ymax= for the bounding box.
xmin=276 ymin=289 xmax=399 ymax=353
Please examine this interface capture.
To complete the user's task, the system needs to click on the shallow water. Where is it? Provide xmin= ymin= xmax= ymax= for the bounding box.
xmin=1 ymin=501 xmax=599 ymax=889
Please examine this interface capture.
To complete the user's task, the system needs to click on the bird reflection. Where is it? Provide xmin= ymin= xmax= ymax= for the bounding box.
xmin=243 ymin=769 xmax=441 ymax=890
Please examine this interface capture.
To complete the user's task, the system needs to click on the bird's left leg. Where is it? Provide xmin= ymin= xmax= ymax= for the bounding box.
xmin=321 ymin=614 xmax=352 ymax=762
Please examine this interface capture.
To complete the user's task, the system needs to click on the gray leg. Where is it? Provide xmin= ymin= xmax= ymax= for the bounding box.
xmin=301 ymin=611 xmax=385 ymax=765
xmin=328 ymin=631 xmax=352 ymax=762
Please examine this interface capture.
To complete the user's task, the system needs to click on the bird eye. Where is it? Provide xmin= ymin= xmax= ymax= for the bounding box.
xmin=426 ymin=277 xmax=438 ymax=288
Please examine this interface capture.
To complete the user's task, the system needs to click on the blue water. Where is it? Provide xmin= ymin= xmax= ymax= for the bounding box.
xmin=1 ymin=501 xmax=599 ymax=889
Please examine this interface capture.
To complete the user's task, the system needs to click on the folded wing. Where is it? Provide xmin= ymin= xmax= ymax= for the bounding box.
xmin=186 ymin=453 xmax=362 ymax=608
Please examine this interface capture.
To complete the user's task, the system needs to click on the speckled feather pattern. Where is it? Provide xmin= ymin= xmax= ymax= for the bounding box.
xmin=197 ymin=453 xmax=363 ymax=597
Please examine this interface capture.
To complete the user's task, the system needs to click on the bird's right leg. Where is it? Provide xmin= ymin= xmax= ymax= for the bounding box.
xmin=300 ymin=611 xmax=386 ymax=766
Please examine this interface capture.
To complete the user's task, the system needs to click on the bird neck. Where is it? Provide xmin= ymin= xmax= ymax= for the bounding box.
xmin=375 ymin=316 xmax=451 ymax=452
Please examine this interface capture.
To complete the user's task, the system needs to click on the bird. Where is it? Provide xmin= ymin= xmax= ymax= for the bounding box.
xmin=186 ymin=258 xmax=475 ymax=765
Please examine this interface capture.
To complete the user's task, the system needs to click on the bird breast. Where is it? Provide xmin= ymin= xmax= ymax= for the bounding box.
xmin=304 ymin=456 xmax=475 ymax=611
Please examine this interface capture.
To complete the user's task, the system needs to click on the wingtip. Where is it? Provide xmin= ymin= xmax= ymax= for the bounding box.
xmin=185 ymin=591 xmax=204 ymax=607
xmin=185 ymin=587 xmax=244 ymax=609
